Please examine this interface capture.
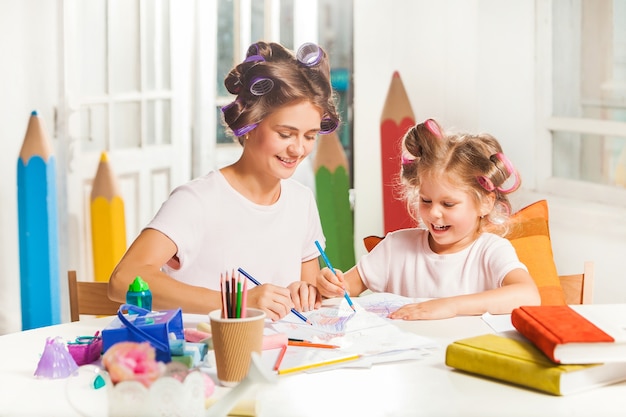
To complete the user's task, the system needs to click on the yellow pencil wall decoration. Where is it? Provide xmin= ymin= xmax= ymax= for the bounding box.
xmin=90 ymin=151 xmax=127 ymax=282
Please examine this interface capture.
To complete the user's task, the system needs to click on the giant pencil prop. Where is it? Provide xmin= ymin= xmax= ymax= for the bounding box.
xmin=91 ymin=151 xmax=127 ymax=282
xmin=380 ymin=71 xmax=416 ymax=234
xmin=314 ymin=132 xmax=355 ymax=272
xmin=17 ymin=110 xmax=61 ymax=329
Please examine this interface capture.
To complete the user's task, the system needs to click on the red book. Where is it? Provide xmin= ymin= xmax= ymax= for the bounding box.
xmin=510 ymin=305 xmax=626 ymax=364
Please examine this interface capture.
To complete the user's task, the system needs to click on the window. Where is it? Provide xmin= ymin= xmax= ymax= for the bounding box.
xmin=540 ymin=0 xmax=626 ymax=206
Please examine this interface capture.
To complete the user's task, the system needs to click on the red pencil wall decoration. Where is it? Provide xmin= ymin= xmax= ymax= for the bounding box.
xmin=380 ymin=71 xmax=416 ymax=234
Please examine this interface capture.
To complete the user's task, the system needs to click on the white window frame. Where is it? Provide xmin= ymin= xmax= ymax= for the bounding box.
xmin=535 ymin=0 xmax=626 ymax=208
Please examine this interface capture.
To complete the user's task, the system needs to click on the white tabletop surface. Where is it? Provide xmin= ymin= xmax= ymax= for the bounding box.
xmin=1 ymin=309 xmax=625 ymax=416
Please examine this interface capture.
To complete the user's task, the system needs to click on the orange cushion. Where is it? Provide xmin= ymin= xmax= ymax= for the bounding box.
xmin=506 ymin=200 xmax=566 ymax=306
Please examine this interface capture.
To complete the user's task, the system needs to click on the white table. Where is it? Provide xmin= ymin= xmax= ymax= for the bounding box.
xmin=1 ymin=312 xmax=625 ymax=416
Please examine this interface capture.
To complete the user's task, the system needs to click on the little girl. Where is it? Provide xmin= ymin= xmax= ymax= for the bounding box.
xmin=316 ymin=119 xmax=540 ymax=320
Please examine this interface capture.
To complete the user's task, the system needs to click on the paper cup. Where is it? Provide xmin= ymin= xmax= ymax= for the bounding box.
xmin=209 ymin=308 xmax=266 ymax=387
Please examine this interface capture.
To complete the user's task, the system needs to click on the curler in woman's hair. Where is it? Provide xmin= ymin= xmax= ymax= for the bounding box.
xmin=296 ymin=42 xmax=323 ymax=67
xmin=319 ymin=116 xmax=339 ymax=134
xmin=249 ymin=77 xmax=274 ymax=96
xmin=231 ymin=123 xmax=258 ymax=137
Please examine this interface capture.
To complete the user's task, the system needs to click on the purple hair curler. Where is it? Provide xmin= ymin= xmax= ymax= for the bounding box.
xmin=297 ymin=43 xmax=323 ymax=67
xmin=249 ymin=77 xmax=274 ymax=96
xmin=319 ymin=117 xmax=338 ymax=134
xmin=232 ymin=123 xmax=258 ymax=137
xmin=244 ymin=54 xmax=265 ymax=64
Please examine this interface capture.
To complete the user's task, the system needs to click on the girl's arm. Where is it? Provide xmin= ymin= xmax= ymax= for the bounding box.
xmin=389 ymin=268 xmax=541 ymax=320
xmin=315 ymin=265 xmax=368 ymax=298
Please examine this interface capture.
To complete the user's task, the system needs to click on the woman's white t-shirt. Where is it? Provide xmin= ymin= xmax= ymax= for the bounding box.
xmin=146 ymin=170 xmax=324 ymax=290
xmin=357 ymin=229 xmax=527 ymax=297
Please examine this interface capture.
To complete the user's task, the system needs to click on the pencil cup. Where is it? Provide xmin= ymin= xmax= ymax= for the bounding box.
xmin=209 ymin=308 xmax=266 ymax=387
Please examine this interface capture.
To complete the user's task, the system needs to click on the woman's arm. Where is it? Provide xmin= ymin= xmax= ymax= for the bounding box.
xmin=108 ymin=229 xmax=222 ymax=314
xmin=109 ymin=228 xmax=297 ymax=320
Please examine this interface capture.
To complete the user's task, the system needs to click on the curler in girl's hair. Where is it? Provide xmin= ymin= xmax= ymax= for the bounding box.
xmin=476 ymin=153 xmax=520 ymax=193
xmin=424 ymin=119 xmax=442 ymax=139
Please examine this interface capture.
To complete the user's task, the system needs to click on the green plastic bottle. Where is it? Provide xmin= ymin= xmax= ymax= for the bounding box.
xmin=126 ymin=276 xmax=152 ymax=312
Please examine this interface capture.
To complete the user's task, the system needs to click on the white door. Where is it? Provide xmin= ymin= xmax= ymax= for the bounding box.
xmin=59 ymin=0 xmax=193 ymax=280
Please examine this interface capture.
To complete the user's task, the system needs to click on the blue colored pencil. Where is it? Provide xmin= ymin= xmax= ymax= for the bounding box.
xmin=17 ymin=111 xmax=61 ymax=329
xmin=237 ymin=267 xmax=312 ymax=325
xmin=314 ymin=240 xmax=356 ymax=312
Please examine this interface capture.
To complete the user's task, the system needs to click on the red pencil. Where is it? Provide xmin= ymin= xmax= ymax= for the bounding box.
xmin=380 ymin=71 xmax=416 ymax=234
xmin=273 ymin=344 xmax=288 ymax=371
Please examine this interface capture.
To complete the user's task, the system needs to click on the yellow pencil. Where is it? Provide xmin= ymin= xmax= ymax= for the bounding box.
xmin=90 ymin=151 xmax=127 ymax=282
xmin=277 ymin=354 xmax=361 ymax=375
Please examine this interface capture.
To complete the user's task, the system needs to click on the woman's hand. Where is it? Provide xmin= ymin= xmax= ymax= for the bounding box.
xmin=288 ymin=281 xmax=321 ymax=312
xmin=246 ymin=283 xmax=295 ymax=321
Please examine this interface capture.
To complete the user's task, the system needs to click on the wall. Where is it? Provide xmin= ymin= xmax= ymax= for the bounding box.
xmin=0 ymin=0 xmax=59 ymax=333
xmin=352 ymin=0 xmax=626 ymax=303
xmin=1 ymin=0 xmax=625 ymax=334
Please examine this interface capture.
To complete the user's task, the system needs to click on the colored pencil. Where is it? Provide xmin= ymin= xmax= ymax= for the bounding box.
xmin=241 ymin=275 xmax=248 ymax=318
xmin=236 ymin=275 xmax=242 ymax=318
xmin=237 ymin=267 xmax=313 ymax=325
xmin=231 ymin=273 xmax=236 ymax=318
xmin=225 ymin=277 xmax=231 ymax=318
xmin=273 ymin=344 xmax=288 ymax=371
xmin=314 ymin=241 xmax=356 ymax=312
xmin=277 ymin=354 xmax=361 ymax=375
xmin=288 ymin=340 xmax=339 ymax=349
xmin=220 ymin=273 xmax=228 ymax=319
xmin=90 ymin=151 xmax=127 ymax=282
xmin=17 ymin=110 xmax=61 ymax=330
xmin=380 ymin=71 xmax=416 ymax=234
xmin=313 ymin=131 xmax=355 ymax=272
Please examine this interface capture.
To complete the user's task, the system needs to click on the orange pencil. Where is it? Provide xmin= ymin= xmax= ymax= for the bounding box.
xmin=288 ymin=340 xmax=339 ymax=349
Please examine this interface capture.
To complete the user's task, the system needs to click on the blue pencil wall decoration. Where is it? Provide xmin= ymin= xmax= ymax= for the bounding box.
xmin=17 ymin=110 xmax=61 ymax=330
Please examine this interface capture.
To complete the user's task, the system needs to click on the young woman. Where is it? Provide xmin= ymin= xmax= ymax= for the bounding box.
xmin=316 ymin=119 xmax=540 ymax=320
xmin=109 ymin=41 xmax=340 ymax=321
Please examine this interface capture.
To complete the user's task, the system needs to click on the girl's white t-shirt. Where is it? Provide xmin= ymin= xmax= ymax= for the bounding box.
xmin=357 ymin=229 xmax=527 ymax=297
xmin=146 ymin=170 xmax=324 ymax=290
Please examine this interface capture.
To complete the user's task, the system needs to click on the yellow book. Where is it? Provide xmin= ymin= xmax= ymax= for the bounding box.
xmin=445 ymin=334 xmax=626 ymax=396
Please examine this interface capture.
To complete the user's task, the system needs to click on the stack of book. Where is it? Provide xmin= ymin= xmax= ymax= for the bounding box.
xmin=445 ymin=305 xmax=626 ymax=395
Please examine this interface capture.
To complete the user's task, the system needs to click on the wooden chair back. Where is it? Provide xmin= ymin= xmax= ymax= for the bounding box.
xmin=67 ymin=270 xmax=121 ymax=321
xmin=362 ymin=235 xmax=594 ymax=305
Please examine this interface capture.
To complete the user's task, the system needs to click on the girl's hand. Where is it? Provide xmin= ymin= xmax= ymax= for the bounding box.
xmin=246 ymin=284 xmax=294 ymax=321
xmin=389 ymin=298 xmax=458 ymax=320
xmin=315 ymin=267 xmax=348 ymax=298
xmin=288 ymin=281 xmax=321 ymax=312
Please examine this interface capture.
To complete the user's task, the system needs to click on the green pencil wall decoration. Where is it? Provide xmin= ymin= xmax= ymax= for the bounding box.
xmin=313 ymin=131 xmax=355 ymax=272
